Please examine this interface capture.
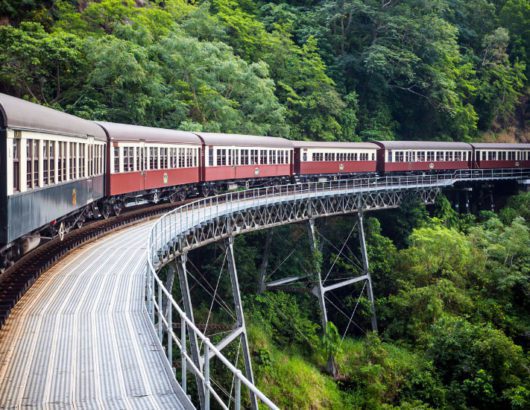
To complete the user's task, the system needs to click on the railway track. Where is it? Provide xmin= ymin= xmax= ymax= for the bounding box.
xmin=0 ymin=200 xmax=192 ymax=329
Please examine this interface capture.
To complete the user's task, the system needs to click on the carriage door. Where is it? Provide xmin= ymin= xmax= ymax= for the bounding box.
xmin=293 ymin=148 xmax=301 ymax=175
xmin=139 ymin=140 xmax=146 ymax=191
xmin=406 ymin=151 xmax=414 ymax=171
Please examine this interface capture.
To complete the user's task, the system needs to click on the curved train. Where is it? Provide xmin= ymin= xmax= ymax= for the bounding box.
xmin=1 ymin=93 xmax=530 ymax=271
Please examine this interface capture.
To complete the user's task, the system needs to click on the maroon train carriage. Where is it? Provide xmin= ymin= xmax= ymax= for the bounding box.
xmin=375 ymin=141 xmax=472 ymax=174
xmin=195 ymin=132 xmax=293 ymax=194
xmin=293 ymin=141 xmax=379 ymax=180
xmin=471 ymin=143 xmax=530 ymax=170
xmin=97 ymin=122 xmax=202 ymax=212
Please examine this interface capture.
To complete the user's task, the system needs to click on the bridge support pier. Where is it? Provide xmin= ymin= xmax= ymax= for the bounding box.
xmin=225 ymin=235 xmax=259 ymax=410
xmin=175 ymin=253 xmax=206 ymax=409
xmin=357 ymin=212 xmax=378 ymax=333
xmin=307 ymin=218 xmax=328 ymax=331
xmin=307 ymin=213 xmax=378 ymax=335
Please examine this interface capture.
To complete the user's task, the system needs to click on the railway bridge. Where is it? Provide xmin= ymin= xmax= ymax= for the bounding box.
xmin=0 ymin=169 xmax=529 ymax=409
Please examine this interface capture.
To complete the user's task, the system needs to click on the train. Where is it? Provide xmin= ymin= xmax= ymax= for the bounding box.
xmin=1 ymin=93 xmax=530 ymax=271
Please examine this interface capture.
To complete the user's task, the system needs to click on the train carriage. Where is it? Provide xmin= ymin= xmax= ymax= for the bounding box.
xmin=97 ymin=122 xmax=202 ymax=208
xmin=0 ymin=93 xmax=106 ymax=267
xmin=195 ymin=133 xmax=293 ymax=193
xmin=375 ymin=141 xmax=472 ymax=173
xmin=293 ymin=141 xmax=379 ymax=179
xmin=471 ymin=143 xmax=530 ymax=169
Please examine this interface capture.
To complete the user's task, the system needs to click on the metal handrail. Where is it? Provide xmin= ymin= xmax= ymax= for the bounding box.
xmin=146 ymin=167 xmax=530 ymax=409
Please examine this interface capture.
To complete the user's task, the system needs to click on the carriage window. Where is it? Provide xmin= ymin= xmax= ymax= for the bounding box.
xmin=395 ymin=152 xmax=404 ymax=162
xmin=427 ymin=151 xmax=434 ymax=161
xmin=57 ymin=142 xmax=64 ymax=182
xmin=149 ymin=147 xmax=157 ymax=170
xmin=250 ymin=149 xmax=258 ymax=165
xmin=43 ymin=141 xmax=49 ymax=185
xmin=446 ymin=151 xmax=453 ymax=161
xmin=26 ymin=139 xmax=39 ymax=189
xmin=99 ymin=145 xmax=103 ymax=174
xmin=259 ymin=150 xmax=267 ymax=164
xmin=26 ymin=140 xmax=32 ymax=189
xmin=124 ymin=147 xmax=133 ymax=172
xmin=241 ymin=149 xmax=249 ymax=165
xmin=160 ymin=147 xmax=167 ymax=169
xmin=12 ymin=139 xmax=20 ymax=192
xmin=98 ymin=145 xmax=102 ymax=174
xmin=435 ymin=152 xmax=443 ymax=161
xmin=178 ymin=148 xmax=184 ymax=167
xmin=69 ymin=142 xmax=75 ymax=179
xmin=169 ymin=148 xmax=177 ymax=168
xmin=207 ymin=146 xmax=213 ymax=167
xmin=94 ymin=145 xmax=99 ymax=175
xmin=89 ymin=144 xmax=94 ymax=177
xmin=269 ymin=150 xmax=276 ymax=164
xmin=77 ymin=143 xmax=84 ymax=178
xmin=217 ymin=149 xmax=227 ymax=166
xmin=186 ymin=148 xmax=193 ymax=167
xmin=114 ymin=147 xmax=120 ymax=173
xmin=417 ymin=151 xmax=425 ymax=162
xmin=137 ymin=147 xmax=142 ymax=170
xmin=454 ymin=151 xmax=461 ymax=161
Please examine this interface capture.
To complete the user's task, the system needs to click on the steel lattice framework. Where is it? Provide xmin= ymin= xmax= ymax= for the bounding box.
xmin=145 ymin=168 xmax=530 ymax=410
xmin=164 ymin=186 xmax=440 ymax=261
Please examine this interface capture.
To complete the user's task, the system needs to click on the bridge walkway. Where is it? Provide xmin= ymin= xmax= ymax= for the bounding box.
xmin=0 ymin=223 xmax=193 ymax=409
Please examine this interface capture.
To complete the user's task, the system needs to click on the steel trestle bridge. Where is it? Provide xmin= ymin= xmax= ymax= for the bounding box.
xmin=0 ymin=169 xmax=528 ymax=409
xmin=146 ymin=168 xmax=530 ymax=410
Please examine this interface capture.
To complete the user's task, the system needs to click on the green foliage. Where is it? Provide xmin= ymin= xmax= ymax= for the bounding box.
xmin=500 ymin=192 xmax=530 ymax=224
xmin=0 ymin=22 xmax=84 ymax=103
xmin=247 ymin=292 xmax=320 ymax=352
xmin=248 ymin=323 xmax=354 ymax=409
xmin=427 ymin=315 xmax=529 ymax=408
xmin=333 ymin=334 xmax=446 ymax=408
xmin=1 ymin=0 xmax=529 ymax=138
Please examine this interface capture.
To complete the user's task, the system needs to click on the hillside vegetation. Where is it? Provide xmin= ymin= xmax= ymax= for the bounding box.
xmin=0 ymin=0 xmax=529 ymax=141
xmin=1 ymin=2 xmax=529 ymax=408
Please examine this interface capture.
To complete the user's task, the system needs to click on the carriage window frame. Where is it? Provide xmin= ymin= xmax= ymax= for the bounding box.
xmin=12 ymin=138 xmax=20 ymax=192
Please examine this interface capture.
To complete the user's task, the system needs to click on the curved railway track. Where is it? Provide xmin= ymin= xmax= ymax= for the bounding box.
xmin=0 ymin=200 xmax=192 ymax=328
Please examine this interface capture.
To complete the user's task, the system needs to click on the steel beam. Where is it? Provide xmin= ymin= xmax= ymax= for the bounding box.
xmin=358 ymin=212 xmax=378 ymax=332
xmin=225 ymin=236 xmax=259 ymax=410
xmin=307 ymin=218 xmax=328 ymax=331
xmin=258 ymin=229 xmax=274 ymax=293
xmin=175 ymin=254 xmax=206 ymax=408
xmin=322 ymin=275 xmax=369 ymax=293
xmin=202 ymin=326 xmax=244 ymax=362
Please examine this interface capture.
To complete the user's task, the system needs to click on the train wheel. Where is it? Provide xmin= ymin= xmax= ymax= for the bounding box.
xmin=201 ymin=185 xmax=212 ymax=197
xmin=169 ymin=190 xmax=185 ymax=203
xmin=58 ymin=222 xmax=66 ymax=241
xmin=101 ymin=204 xmax=111 ymax=220
xmin=113 ymin=202 xmax=123 ymax=216
xmin=177 ymin=189 xmax=186 ymax=202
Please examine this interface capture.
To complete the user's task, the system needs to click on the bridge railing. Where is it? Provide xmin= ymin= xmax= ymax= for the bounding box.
xmin=146 ymin=167 xmax=529 ymax=409
xmin=150 ymin=167 xmax=530 ymax=256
